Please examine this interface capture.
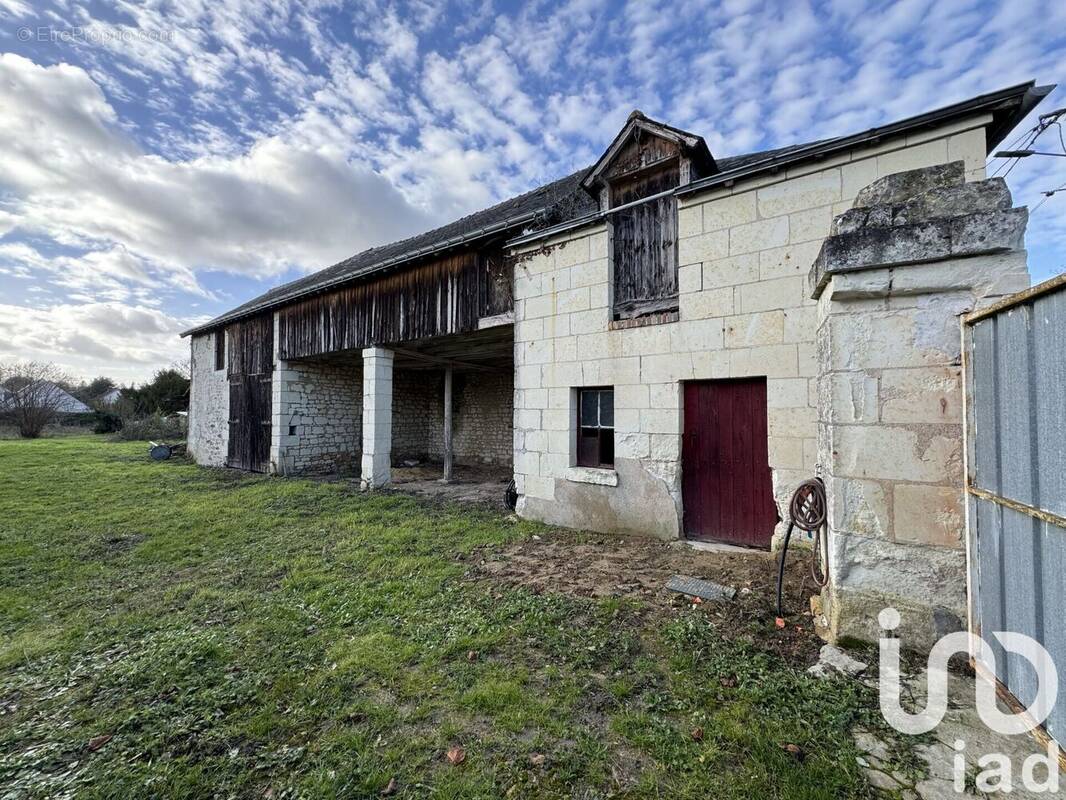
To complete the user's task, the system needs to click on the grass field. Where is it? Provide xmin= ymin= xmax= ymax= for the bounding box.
xmin=0 ymin=436 xmax=903 ymax=798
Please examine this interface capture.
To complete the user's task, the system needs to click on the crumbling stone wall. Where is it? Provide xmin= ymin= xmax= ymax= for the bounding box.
xmin=811 ymin=161 xmax=1029 ymax=649
xmin=188 ymin=332 xmax=228 ymax=467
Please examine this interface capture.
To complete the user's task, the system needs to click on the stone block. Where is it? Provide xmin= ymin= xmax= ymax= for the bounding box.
xmin=588 ymin=231 xmax=608 ymax=261
xmin=679 ymin=228 xmax=729 ymax=266
xmin=571 ymin=259 xmax=607 ymax=288
xmin=757 ymin=170 xmax=841 ymax=217
xmin=782 ymin=305 xmax=816 ymax=343
xmin=670 ymin=317 xmax=724 ymax=353
xmin=681 ymin=285 xmax=734 ymax=319
xmin=766 ymin=377 xmax=810 ymax=409
xmin=588 ymin=282 xmax=610 ymax=309
xmin=841 ymin=158 xmax=878 ymax=201
xmin=767 ymin=406 xmax=816 ymax=437
xmin=689 ymin=349 xmax=731 ymax=379
xmin=622 ymin=325 xmax=672 ymax=356
xmin=875 ymin=140 xmax=949 ymax=183
xmin=649 ymin=432 xmax=680 ymax=460
xmin=830 ymin=424 xmax=961 ymax=484
xmin=678 ymin=204 xmax=703 ymax=238
xmin=703 ymin=191 xmax=757 ymax=231
xmin=640 ymin=408 xmax=681 ymax=435
xmin=789 ymin=205 xmax=833 ymax=244
xmin=678 ymin=263 xmax=702 ymax=293
xmin=649 ymin=382 xmax=680 ymax=409
xmin=893 ymin=483 xmax=963 ymax=548
xmin=738 ymin=275 xmax=804 ymax=313
xmin=729 ymin=343 xmax=798 ymax=378
xmin=729 ymin=215 xmax=790 ymax=256
xmin=556 ymin=236 xmax=590 ymax=267
xmin=723 ymin=310 xmax=784 ymax=348
xmin=827 ymin=373 xmax=879 ymax=423
xmin=854 ymin=160 xmax=964 ymax=208
xmin=556 ymin=286 xmax=590 ymax=314
xmin=768 ymin=436 xmax=804 ymax=469
xmin=616 ymin=431 xmax=650 ymax=459
xmin=826 ymin=476 xmax=891 ymax=540
xmin=703 ymin=252 xmax=759 ymax=288
xmin=879 ymin=367 xmax=961 ymax=424
xmin=616 ymin=383 xmax=650 ymax=409
xmin=569 ymin=308 xmax=608 ymax=335
xmin=759 ymin=240 xmax=821 ymax=281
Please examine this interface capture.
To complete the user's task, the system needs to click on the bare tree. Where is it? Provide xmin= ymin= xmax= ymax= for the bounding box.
xmin=0 ymin=361 xmax=76 ymax=438
xmin=169 ymin=358 xmax=191 ymax=380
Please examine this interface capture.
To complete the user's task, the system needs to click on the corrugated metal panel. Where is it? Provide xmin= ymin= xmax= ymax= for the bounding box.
xmin=965 ymin=274 xmax=1066 ymax=747
xmin=1033 ymin=289 xmax=1066 ymax=518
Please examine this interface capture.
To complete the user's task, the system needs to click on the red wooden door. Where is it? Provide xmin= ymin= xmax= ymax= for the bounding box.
xmin=682 ymin=379 xmax=778 ymax=548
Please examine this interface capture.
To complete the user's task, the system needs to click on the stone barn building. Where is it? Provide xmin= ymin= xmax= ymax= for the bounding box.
xmin=185 ymin=81 xmax=1051 ymax=648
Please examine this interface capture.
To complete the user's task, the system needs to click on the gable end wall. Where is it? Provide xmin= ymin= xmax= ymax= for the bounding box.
xmin=511 ymin=115 xmax=992 ymax=541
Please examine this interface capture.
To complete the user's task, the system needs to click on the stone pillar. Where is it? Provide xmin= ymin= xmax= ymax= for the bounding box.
xmin=270 ymin=311 xmax=297 ymax=475
xmin=360 ymin=347 xmax=394 ymax=488
xmin=442 ymin=366 xmax=454 ymax=482
xmin=810 ymin=161 xmax=1030 ymax=650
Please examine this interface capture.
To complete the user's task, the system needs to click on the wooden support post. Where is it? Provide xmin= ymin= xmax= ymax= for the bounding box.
xmin=442 ymin=367 xmax=454 ymax=483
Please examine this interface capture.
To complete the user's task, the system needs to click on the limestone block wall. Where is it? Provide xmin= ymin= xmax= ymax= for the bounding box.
xmin=188 ymin=332 xmax=228 ymax=467
xmin=273 ymin=357 xmax=362 ymax=475
xmin=812 ymin=162 xmax=1030 ymax=649
xmin=511 ymin=116 xmax=992 ymax=541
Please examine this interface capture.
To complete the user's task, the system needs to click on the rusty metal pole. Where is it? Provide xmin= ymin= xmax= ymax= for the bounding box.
xmin=442 ymin=367 xmax=454 ymax=483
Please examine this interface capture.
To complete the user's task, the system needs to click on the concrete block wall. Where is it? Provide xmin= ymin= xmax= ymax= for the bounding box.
xmin=272 ymin=356 xmax=362 ymax=475
xmin=511 ymin=116 xmax=992 ymax=541
xmin=188 ymin=332 xmax=228 ymax=467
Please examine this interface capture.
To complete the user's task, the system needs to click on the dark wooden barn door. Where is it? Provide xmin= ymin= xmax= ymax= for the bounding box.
xmin=226 ymin=315 xmax=274 ymax=473
xmin=682 ymin=379 xmax=777 ymax=548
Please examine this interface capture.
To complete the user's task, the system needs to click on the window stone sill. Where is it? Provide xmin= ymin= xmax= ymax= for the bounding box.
xmin=609 ymin=310 xmax=679 ymax=330
xmin=565 ymin=466 xmax=619 ymax=487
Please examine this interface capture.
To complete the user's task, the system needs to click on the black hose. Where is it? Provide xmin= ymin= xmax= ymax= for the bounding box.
xmin=775 ymin=477 xmax=829 ymax=621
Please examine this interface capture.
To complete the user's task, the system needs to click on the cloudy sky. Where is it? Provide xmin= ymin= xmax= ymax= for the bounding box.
xmin=1 ymin=0 xmax=1065 ymax=383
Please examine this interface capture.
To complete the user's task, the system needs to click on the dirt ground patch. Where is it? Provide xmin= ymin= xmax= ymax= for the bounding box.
xmin=467 ymin=528 xmax=827 ymax=664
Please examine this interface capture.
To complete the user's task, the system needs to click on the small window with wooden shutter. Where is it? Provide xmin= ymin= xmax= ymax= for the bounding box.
xmin=576 ymin=387 xmax=614 ymax=468
xmin=214 ymin=330 xmax=225 ymax=371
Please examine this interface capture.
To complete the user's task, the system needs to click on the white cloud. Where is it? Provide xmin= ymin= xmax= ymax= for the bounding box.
xmin=0 ymin=301 xmax=194 ymax=383
xmin=0 ymin=54 xmax=436 ymax=285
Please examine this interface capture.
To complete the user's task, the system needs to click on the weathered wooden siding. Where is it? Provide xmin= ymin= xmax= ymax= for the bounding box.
xmin=278 ymin=252 xmax=510 ymax=360
xmin=226 ymin=314 xmax=274 ymax=473
xmin=610 ymin=166 xmax=679 ymax=318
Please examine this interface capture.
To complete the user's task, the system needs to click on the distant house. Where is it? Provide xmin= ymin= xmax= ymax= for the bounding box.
xmin=99 ymin=387 xmax=123 ymax=406
xmin=47 ymin=384 xmax=92 ymax=414
xmin=0 ymin=382 xmax=90 ymax=414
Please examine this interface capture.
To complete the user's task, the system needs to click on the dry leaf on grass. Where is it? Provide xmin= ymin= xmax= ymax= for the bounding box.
xmin=446 ymin=746 xmax=466 ymax=765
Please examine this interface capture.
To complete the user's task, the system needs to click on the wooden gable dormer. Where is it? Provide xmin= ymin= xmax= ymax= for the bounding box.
xmin=580 ymin=111 xmax=717 ymax=210
xmin=582 ymin=112 xmax=717 ymax=322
